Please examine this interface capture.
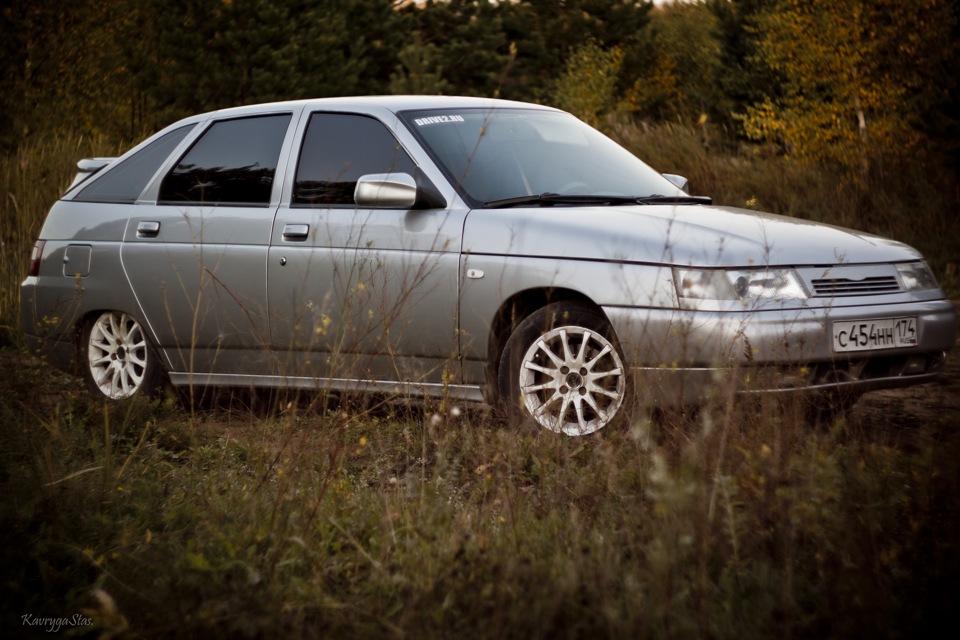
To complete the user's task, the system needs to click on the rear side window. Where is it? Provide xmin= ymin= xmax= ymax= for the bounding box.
xmin=74 ymin=124 xmax=195 ymax=203
xmin=293 ymin=113 xmax=416 ymax=206
xmin=159 ymin=114 xmax=291 ymax=206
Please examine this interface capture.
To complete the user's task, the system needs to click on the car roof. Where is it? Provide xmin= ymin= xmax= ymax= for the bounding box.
xmin=196 ymin=95 xmax=559 ymax=120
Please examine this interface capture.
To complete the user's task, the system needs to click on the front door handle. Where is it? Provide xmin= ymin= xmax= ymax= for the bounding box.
xmin=137 ymin=221 xmax=161 ymax=238
xmin=282 ymin=224 xmax=309 ymax=241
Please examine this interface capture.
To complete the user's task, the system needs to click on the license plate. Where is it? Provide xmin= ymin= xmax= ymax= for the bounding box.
xmin=832 ymin=317 xmax=918 ymax=352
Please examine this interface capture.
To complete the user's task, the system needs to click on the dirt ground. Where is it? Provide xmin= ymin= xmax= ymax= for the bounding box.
xmin=849 ymin=302 xmax=960 ymax=435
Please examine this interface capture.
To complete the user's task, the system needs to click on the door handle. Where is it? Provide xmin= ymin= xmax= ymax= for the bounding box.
xmin=282 ymin=224 xmax=309 ymax=241
xmin=137 ymin=221 xmax=161 ymax=238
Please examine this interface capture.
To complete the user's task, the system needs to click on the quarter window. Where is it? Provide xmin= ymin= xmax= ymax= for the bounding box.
xmin=294 ymin=113 xmax=416 ymax=206
xmin=74 ymin=124 xmax=196 ymax=203
xmin=159 ymin=114 xmax=291 ymax=205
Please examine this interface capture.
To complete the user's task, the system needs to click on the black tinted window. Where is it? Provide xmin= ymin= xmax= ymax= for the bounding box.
xmin=74 ymin=124 xmax=195 ymax=203
xmin=294 ymin=113 xmax=416 ymax=205
xmin=159 ymin=114 xmax=291 ymax=205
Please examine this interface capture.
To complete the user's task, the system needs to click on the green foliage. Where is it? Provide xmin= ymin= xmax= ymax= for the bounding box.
xmin=397 ymin=0 xmax=510 ymax=98
xmin=3 ymin=0 xmax=956 ymax=180
xmin=0 ymin=0 xmax=140 ymax=144
xmin=123 ymin=0 xmax=376 ymax=129
xmin=499 ymin=0 xmax=653 ymax=102
xmin=0 ymin=0 xmax=409 ymax=146
xmin=707 ymin=0 xmax=782 ymax=127
xmin=389 ymin=32 xmax=453 ymax=95
xmin=623 ymin=1 xmax=726 ymax=123
xmin=551 ymin=41 xmax=624 ymax=128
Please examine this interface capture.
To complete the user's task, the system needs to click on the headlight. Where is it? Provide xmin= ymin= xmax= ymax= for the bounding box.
xmin=675 ymin=268 xmax=809 ymax=304
xmin=896 ymin=261 xmax=939 ymax=292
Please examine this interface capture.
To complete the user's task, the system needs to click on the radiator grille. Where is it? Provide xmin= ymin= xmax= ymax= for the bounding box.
xmin=811 ymin=275 xmax=901 ymax=296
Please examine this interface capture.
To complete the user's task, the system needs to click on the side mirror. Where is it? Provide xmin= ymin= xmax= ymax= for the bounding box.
xmin=662 ymin=173 xmax=689 ymax=193
xmin=354 ymin=171 xmax=448 ymax=209
xmin=355 ymin=173 xmax=418 ymax=208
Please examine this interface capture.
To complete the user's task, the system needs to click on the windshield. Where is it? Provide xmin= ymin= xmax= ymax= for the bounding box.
xmin=399 ymin=107 xmax=685 ymax=206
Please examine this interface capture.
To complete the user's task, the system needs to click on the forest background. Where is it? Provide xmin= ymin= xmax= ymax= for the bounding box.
xmin=2 ymin=1 xmax=960 ymax=639
xmin=2 ymin=0 xmax=959 ymax=297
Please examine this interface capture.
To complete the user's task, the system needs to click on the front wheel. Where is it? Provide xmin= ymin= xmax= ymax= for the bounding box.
xmin=81 ymin=311 xmax=163 ymax=400
xmin=498 ymin=302 xmax=628 ymax=436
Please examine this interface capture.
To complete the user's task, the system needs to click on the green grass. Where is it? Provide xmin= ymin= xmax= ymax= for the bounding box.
xmin=2 ymin=129 xmax=959 ymax=638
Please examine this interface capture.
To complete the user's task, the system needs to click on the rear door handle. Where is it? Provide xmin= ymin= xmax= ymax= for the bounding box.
xmin=137 ymin=221 xmax=160 ymax=238
xmin=282 ymin=224 xmax=309 ymax=241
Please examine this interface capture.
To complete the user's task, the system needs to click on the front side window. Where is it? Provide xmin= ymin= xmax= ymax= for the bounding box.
xmin=75 ymin=124 xmax=196 ymax=203
xmin=159 ymin=114 xmax=291 ymax=205
xmin=293 ymin=113 xmax=416 ymax=206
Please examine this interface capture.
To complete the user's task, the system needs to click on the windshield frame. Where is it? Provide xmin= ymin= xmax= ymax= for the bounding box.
xmin=397 ymin=106 xmax=685 ymax=209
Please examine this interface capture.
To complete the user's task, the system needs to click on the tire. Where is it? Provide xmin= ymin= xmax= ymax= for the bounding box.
xmin=497 ymin=302 xmax=628 ymax=436
xmin=81 ymin=311 xmax=163 ymax=400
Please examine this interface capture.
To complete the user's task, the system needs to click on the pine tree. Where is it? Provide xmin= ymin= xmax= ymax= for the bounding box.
xmin=397 ymin=0 xmax=510 ymax=98
xmin=500 ymin=0 xmax=653 ymax=102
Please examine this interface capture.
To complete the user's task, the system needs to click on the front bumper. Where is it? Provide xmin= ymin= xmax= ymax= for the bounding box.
xmin=603 ymin=299 xmax=957 ymax=406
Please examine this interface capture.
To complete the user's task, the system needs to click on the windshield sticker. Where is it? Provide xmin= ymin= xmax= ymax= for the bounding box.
xmin=414 ymin=115 xmax=465 ymax=126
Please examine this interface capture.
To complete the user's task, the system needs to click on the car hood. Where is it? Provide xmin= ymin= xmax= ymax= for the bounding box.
xmin=462 ymin=204 xmax=922 ymax=267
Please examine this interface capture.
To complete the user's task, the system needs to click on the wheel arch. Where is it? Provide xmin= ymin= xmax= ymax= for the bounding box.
xmin=483 ymin=287 xmax=608 ymax=403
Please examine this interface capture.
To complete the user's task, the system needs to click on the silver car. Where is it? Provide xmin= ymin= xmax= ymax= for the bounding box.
xmin=20 ymin=96 xmax=956 ymax=435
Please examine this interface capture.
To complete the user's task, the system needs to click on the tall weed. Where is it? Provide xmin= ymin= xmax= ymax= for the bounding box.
xmin=2 ymin=363 xmax=958 ymax=638
xmin=1 ymin=122 xmax=958 ymax=637
xmin=0 ymin=134 xmax=123 ymax=345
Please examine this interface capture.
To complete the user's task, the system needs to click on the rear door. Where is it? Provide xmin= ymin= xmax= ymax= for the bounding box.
xmin=122 ymin=111 xmax=297 ymax=377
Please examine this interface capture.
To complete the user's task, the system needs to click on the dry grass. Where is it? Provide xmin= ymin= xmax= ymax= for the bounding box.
xmin=1 ymin=347 xmax=958 ymax=638
xmin=2 ymin=129 xmax=959 ymax=638
xmin=0 ymin=134 xmax=124 ymax=346
xmin=611 ymin=120 xmax=960 ymax=296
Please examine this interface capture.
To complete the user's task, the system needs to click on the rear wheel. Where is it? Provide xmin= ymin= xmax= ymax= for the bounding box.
xmin=498 ymin=302 xmax=628 ymax=436
xmin=81 ymin=311 xmax=162 ymax=400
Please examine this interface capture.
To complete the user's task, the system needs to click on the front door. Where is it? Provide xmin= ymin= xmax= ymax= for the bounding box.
xmin=268 ymin=111 xmax=465 ymax=390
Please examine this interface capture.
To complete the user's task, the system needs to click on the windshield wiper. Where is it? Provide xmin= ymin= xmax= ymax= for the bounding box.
xmin=484 ymin=193 xmax=645 ymax=208
xmin=635 ymin=194 xmax=713 ymax=205
xmin=482 ymin=193 xmax=712 ymax=208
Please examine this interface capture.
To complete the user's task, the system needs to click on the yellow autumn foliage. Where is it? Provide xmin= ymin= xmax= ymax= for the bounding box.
xmin=740 ymin=0 xmax=953 ymax=175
